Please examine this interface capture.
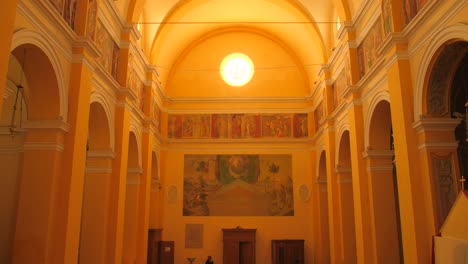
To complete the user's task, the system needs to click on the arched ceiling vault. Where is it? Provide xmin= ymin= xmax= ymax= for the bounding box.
xmin=121 ymin=0 xmax=353 ymax=94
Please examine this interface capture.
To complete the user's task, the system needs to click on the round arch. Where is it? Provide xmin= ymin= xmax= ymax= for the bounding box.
xmin=365 ymin=91 xmax=391 ymax=149
xmin=128 ymin=122 xmax=143 ymax=168
xmin=414 ymin=23 xmax=468 ymax=119
xmin=335 ymin=122 xmax=351 ymax=166
xmin=10 ymin=29 xmax=67 ymax=121
xmin=88 ymin=102 xmax=112 ymax=151
xmin=316 ymin=149 xmax=328 ymax=182
xmin=90 ymin=91 xmax=115 ymax=151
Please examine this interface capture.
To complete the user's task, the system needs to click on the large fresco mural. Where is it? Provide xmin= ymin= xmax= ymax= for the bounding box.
xmin=48 ymin=0 xmax=77 ymax=30
xmin=183 ymin=154 xmax=294 ymax=216
xmin=168 ymin=113 xmax=308 ymax=139
xmin=357 ymin=19 xmax=384 ymax=78
xmin=95 ymin=20 xmax=120 ymax=80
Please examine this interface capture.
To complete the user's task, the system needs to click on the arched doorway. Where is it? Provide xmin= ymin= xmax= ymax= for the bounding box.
xmin=450 ymin=48 xmax=468 ymax=189
xmin=2 ymin=43 xmax=63 ymax=264
xmin=336 ymin=130 xmax=357 ymax=263
xmin=0 ymin=52 xmax=28 ymax=264
xmin=424 ymin=41 xmax=468 ymax=228
xmin=79 ymin=101 xmax=112 ymax=263
xmin=366 ymin=100 xmax=402 ymax=263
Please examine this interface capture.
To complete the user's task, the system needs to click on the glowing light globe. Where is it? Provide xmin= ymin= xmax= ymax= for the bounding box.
xmin=220 ymin=53 xmax=254 ymax=86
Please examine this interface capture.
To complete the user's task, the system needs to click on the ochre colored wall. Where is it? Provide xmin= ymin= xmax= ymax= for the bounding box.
xmin=159 ymin=144 xmax=314 ymax=263
xmin=166 ymin=30 xmax=309 ymax=98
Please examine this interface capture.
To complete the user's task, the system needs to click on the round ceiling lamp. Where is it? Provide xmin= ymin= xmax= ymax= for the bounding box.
xmin=220 ymin=53 xmax=254 ymax=86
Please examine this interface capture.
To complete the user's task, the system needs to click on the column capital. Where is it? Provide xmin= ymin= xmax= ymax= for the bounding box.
xmin=362 ymin=148 xmax=393 ymax=159
xmin=412 ymin=117 xmax=461 ymax=134
xmin=72 ymin=36 xmax=101 ymax=59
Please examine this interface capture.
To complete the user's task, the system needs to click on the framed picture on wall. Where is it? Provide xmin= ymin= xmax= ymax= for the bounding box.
xmin=185 ymin=224 xmax=203 ymax=248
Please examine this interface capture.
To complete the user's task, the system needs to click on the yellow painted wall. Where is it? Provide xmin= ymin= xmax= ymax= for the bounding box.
xmin=159 ymin=143 xmax=314 ymax=263
xmin=166 ymin=30 xmax=309 ymax=98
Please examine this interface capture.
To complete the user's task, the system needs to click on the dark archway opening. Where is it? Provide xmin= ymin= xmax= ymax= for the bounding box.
xmin=451 ymin=52 xmax=468 ymax=191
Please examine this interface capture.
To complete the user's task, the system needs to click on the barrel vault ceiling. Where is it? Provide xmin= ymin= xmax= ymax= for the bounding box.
xmin=112 ymin=0 xmax=361 ymax=99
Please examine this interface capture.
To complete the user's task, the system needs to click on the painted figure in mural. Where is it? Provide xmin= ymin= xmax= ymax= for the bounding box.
xmin=244 ymin=115 xmax=260 ymax=138
xmin=231 ymin=114 xmax=242 ymax=138
xmin=403 ymin=0 xmax=418 ymax=24
xmin=183 ymin=117 xmax=194 ymax=137
xmin=200 ymin=116 xmax=211 ymax=138
xmin=168 ymin=115 xmax=182 ymax=138
xmin=293 ymin=114 xmax=308 ymax=138
xmin=213 ymin=115 xmax=229 ymax=138
xmin=112 ymin=43 xmax=120 ymax=80
xmin=63 ymin=0 xmax=77 ymax=29
xmin=86 ymin=0 xmax=97 ymax=41
xmin=382 ymin=0 xmax=393 ymax=35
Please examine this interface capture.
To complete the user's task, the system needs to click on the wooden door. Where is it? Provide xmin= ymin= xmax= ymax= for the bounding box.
xmin=223 ymin=228 xmax=256 ymax=264
xmin=147 ymin=229 xmax=162 ymax=264
xmin=158 ymin=241 xmax=174 ymax=264
xmin=240 ymin=241 xmax=255 ymax=264
xmin=271 ymin=240 xmax=304 ymax=264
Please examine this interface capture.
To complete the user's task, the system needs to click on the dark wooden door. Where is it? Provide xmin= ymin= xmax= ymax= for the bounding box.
xmin=240 ymin=241 xmax=255 ymax=264
xmin=271 ymin=240 xmax=304 ymax=264
xmin=158 ymin=241 xmax=174 ymax=264
xmin=147 ymin=229 xmax=162 ymax=264
xmin=223 ymin=228 xmax=256 ymax=264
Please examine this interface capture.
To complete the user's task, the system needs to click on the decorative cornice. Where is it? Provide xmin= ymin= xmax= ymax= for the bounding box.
xmin=367 ymin=165 xmax=393 ymax=172
xmin=318 ymin=64 xmax=329 ymax=78
xmin=97 ymin=2 xmax=121 ymax=45
xmin=342 ymin=85 xmax=359 ymax=101
xmin=73 ymin=36 xmax=101 ymax=59
xmin=0 ymin=145 xmax=23 ymax=153
xmin=160 ymin=142 xmax=314 ymax=152
xmin=355 ymin=57 xmax=385 ymax=89
xmin=315 ymin=178 xmax=327 ymax=184
xmin=105 ymin=0 xmax=128 ymax=29
xmin=412 ymin=118 xmax=462 ymax=134
xmin=94 ymin=64 xmax=122 ymax=95
xmin=380 ymin=32 xmax=407 ymax=52
xmin=355 ymin=5 xmax=381 ymax=45
xmin=337 ymin=177 xmax=352 ymax=184
xmin=335 ymin=166 xmax=352 ymax=174
xmin=16 ymin=0 xmax=74 ymax=100
xmin=418 ymin=142 xmax=459 ymax=151
xmin=362 ymin=148 xmax=393 ymax=159
xmin=337 ymin=20 xmax=355 ymax=42
xmin=87 ymin=150 xmax=115 ymax=159
xmin=23 ymin=142 xmax=64 ymax=152
xmin=127 ymin=177 xmax=141 ymax=185
xmin=163 ymin=95 xmax=309 ymax=105
xmin=127 ymin=167 xmax=143 ymax=174
xmin=85 ymin=167 xmax=112 ymax=173
xmin=318 ymin=187 xmax=328 ymax=192
xmin=25 ymin=0 xmax=76 ymax=45
xmin=22 ymin=119 xmax=70 ymax=132
xmin=407 ymin=2 xmax=465 ymax=59
xmin=351 ymin=0 xmax=375 ymax=30
xmin=403 ymin=0 xmax=443 ymax=39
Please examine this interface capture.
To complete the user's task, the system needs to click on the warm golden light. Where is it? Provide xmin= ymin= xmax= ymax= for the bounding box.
xmin=220 ymin=53 xmax=254 ymax=86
